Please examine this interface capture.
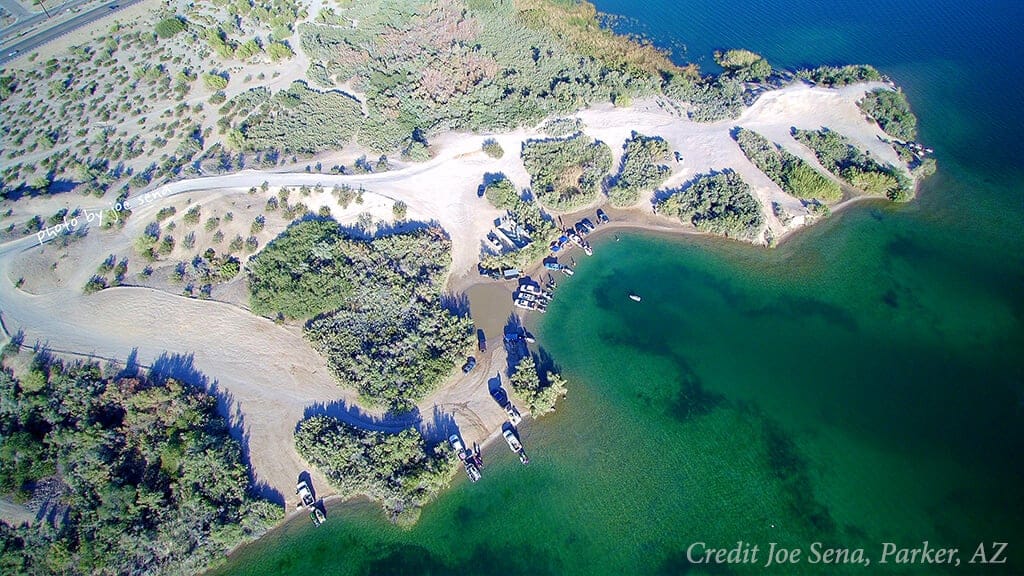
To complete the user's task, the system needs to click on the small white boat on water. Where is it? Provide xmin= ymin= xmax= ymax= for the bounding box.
xmin=629 ymin=293 xmax=642 ymax=302
xmin=503 ymin=428 xmax=523 ymax=452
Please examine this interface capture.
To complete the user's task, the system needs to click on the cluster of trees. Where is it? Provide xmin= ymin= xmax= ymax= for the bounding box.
xmin=233 ymin=81 xmax=362 ymax=153
xmin=0 ymin=357 xmax=280 ymax=575
xmin=248 ymin=220 xmax=473 ymax=410
xmin=521 ymin=135 xmax=612 ymax=211
xmin=792 ymin=128 xmax=912 ymax=201
xmin=479 ymin=177 xmax=558 ymax=272
xmin=714 ymin=49 xmax=772 ymax=82
xmin=607 ymin=132 xmax=671 ymax=207
xmin=733 ymin=127 xmax=841 ymax=202
xmin=296 ymin=0 xmax=673 ymax=152
xmin=797 ymin=64 xmax=882 ymax=87
xmin=663 ymin=74 xmax=745 ymax=122
xmin=858 ymin=88 xmax=918 ymax=141
xmin=508 ymin=355 xmax=567 ymax=417
xmin=656 ymin=171 xmax=764 ymax=239
xmin=294 ymin=416 xmax=455 ymax=526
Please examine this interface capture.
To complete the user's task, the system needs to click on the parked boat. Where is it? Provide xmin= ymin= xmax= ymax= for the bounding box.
xmin=450 ymin=434 xmax=466 ymax=456
xmin=629 ymin=293 xmax=642 ymax=302
xmin=464 ymin=461 xmax=482 ymax=482
xmin=596 ymin=209 xmax=609 ymax=223
xmin=582 ymin=242 xmax=593 ymax=256
xmin=502 ymin=427 xmax=530 ymax=465
xmin=310 ymin=507 xmax=326 ymax=527
xmin=520 ymin=283 xmax=542 ymax=295
xmin=505 ymin=403 xmax=522 ymax=425
xmin=561 ymin=265 xmax=574 ymax=277
xmin=503 ymin=428 xmax=523 ymax=452
xmin=296 ymin=480 xmax=315 ymax=509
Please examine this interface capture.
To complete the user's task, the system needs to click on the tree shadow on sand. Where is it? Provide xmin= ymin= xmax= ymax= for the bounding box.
xmin=422 ymin=406 xmax=459 ymax=443
xmin=301 ymin=398 xmax=422 ymax=435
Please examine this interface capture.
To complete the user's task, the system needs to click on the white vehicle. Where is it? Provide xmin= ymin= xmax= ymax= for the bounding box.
xmin=296 ymin=480 xmax=315 ymax=509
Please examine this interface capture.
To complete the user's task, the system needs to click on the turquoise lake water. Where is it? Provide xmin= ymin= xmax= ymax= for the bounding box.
xmin=216 ymin=0 xmax=1024 ymax=573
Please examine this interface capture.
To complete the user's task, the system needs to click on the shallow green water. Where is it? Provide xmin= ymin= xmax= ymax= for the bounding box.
xmin=216 ymin=0 xmax=1023 ymax=573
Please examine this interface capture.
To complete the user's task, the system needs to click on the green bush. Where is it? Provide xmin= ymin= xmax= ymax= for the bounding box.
xmin=154 ymin=17 xmax=185 ymax=39
xmin=248 ymin=220 xmax=472 ymax=409
xmin=0 ymin=359 xmax=280 ymax=575
xmin=608 ymin=132 xmax=671 ymax=207
xmin=793 ymin=127 xmax=912 ymax=201
xmin=664 ymin=74 xmax=745 ymax=122
xmin=481 ymin=138 xmax=504 ymax=158
xmin=237 ymin=82 xmax=362 ymax=153
xmin=540 ymin=118 xmax=583 ymax=137
xmin=858 ymin=88 xmax=918 ymax=141
xmin=656 ymin=171 xmax=764 ymax=239
xmin=267 ymin=42 xmax=294 ymax=61
xmin=798 ymin=64 xmax=882 ymax=87
xmin=733 ymin=127 xmax=840 ymax=202
xmin=202 ymin=73 xmax=228 ymax=91
xmin=521 ymin=135 xmax=612 ymax=211
xmin=294 ymin=416 xmax=455 ymax=522
xmin=715 ymin=49 xmax=771 ymax=82
xmin=508 ymin=355 xmax=567 ymax=416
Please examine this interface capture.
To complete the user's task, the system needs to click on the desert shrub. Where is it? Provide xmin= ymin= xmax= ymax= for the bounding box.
xmin=858 ymin=88 xmax=917 ymax=141
xmin=540 ymin=117 xmax=583 ymax=137
xmin=481 ymin=138 xmax=504 ymax=158
xmin=733 ymin=128 xmax=840 ymax=202
xmin=715 ymin=49 xmax=771 ymax=82
xmin=521 ymin=134 xmax=612 ymax=211
xmin=607 ymin=132 xmax=671 ymax=207
xmin=294 ymin=416 xmax=454 ymax=522
xmin=155 ymin=206 xmax=176 ymax=221
xmin=236 ymin=82 xmax=362 ymax=153
xmin=267 ymin=41 xmax=294 ymax=61
xmin=234 ymin=39 xmax=261 ymax=61
xmin=202 ymin=73 xmax=228 ymax=91
xmin=183 ymin=205 xmax=201 ymax=224
xmin=793 ymin=127 xmax=912 ymax=201
xmin=798 ymin=64 xmax=882 ymax=87
xmin=392 ymin=200 xmax=407 ymax=220
xmin=0 ymin=359 xmax=280 ymax=575
xmin=665 ymin=74 xmax=745 ymax=122
xmin=656 ymin=171 xmax=764 ymax=239
xmin=154 ymin=17 xmax=185 ymax=39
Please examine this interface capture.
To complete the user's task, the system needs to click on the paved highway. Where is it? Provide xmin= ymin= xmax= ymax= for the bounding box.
xmin=0 ymin=0 xmax=140 ymax=65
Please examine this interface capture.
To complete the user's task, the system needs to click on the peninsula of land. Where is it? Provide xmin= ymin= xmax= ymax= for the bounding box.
xmin=0 ymin=0 xmax=932 ymax=573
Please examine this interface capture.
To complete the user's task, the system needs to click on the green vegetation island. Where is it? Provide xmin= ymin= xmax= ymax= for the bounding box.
xmin=0 ymin=0 xmax=933 ymax=573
